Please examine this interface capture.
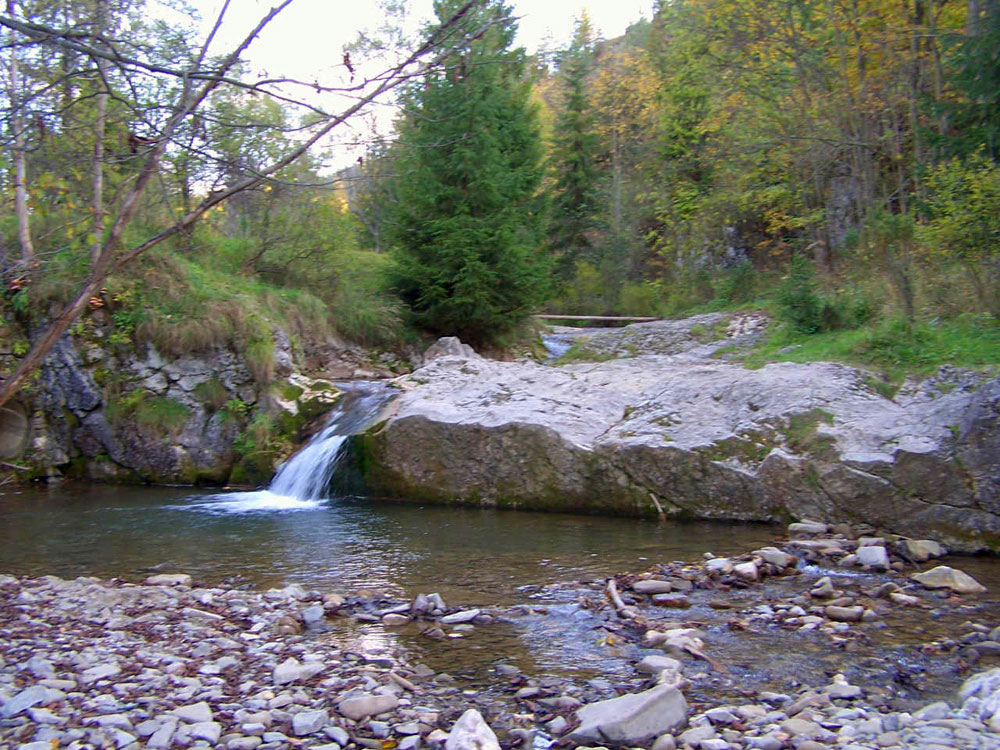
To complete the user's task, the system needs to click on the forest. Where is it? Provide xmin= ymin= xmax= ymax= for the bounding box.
xmin=2 ymin=0 xmax=999 ymax=410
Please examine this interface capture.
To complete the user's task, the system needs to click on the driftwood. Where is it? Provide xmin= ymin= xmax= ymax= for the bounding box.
xmin=606 ymin=578 xmax=638 ymax=619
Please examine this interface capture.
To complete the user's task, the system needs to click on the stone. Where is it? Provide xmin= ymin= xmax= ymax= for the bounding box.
xmin=445 ymin=709 xmax=500 ymax=750
xmin=301 ymin=605 xmax=326 ymax=626
xmin=633 ymin=579 xmax=674 ymax=594
xmin=789 ymin=521 xmax=828 ymax=536
xmin=145 ymin=573 xmax=193 ymax=587
xmin=273 ymin=657 xmax=325 ymax=685
xmin=383 ymin=613 xmax=410 ymax=626
xmin=733 ymin=561 xmax=759 ymax=581
xmin=338 ymin=693 xmax=400 ymax=721
xmin=440 ymin=609 xmax=481 ymax=624
xmin=147 ymin=721 xmax=177 ymax=749
xmin=810 ymin=577 xmax=836 ymax=598
xmin=855 ymin=545 xmax=890 ymax=570
xmin=424 ymin=337 xmax=479 ymax=363
xmin=571 ymin=683 xmax=688 ymax=745
xmin=651 ymin=734 xmax=677 ymax=750
xmin=228 ymin=739 xmax=264 ymax=750
xmin=705 ymin=558 xmax=733 ymax=574
xmin=2 ymin=685 xmax=50 ymax=718
xmin=190 ymin=721 xmax=223 ymax=743
xmin=80 ymin=662 xmax=121 ymax=684
xmin=826 ymin=605 xmax=864 ymax=622
xmin=636 ymin=655 xmax=683 ymax=678
xmin=911 ymin=566 xmax=987 ymax=594
xmin=293 ymin=709 xmax=329 ymax=736
xmin=753 ymin=547 xmax=797 ymax=568
xmin=652 ymin=593 xmax=691 ymax=608
xmin=897 ymin=539 xmax=947 ymax=562
xmin=171 ymin=702 xmax=214 ymax=724
xmin=913 ymin=702 xmax=952 ymax=721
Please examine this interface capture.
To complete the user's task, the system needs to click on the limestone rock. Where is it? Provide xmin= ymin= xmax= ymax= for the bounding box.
xmin=911 ymin=566 xmax=987 ymax=594
xmin=570 ymin=683 xmax=688 ymax=744
xmin=273 ymin=657 xmax=325 ymax=685
xmin=338 ymin=693 xmax=399 ymax=721
xmin=445 ymin=709 xmax=500 ymax=750
xmin=897 ymin=539 xmax=947 ymax=562
xmin=855 ymin=545 xmax=890 ymax=570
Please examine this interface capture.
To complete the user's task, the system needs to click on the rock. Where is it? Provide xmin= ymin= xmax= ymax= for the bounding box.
xmin=571 ymin=683 xmax=688 ymax=745
xmin=2 ymin=685 xmax=50 ymax=718
xmin=810 ymin=577 xmax=837 ymax=599
xmin=80 ymin=662 xmax=121 ymax=684
xmin=144 ymin=573 xmax=193 ymax=587
xmin=826 ymin=605 xmax=864 ymax=622
xmin=633 ymin=579 xmax=674 ymax=594
xmin=190 ymin=721 xmax=223 ymax=743
xmin=651 ymin=733 xmax=677 ymax=750
xmin=733 ymin=561 xmax=759 ymax=581
xmin=753 ymin=547 xmax=797 ymax=568
xmin=912 ymin=566 xmax=987 ymax=594
xmin=293 ymin=709 xmax=329 ymax=736
xmin=273 ymin=657 xmax=325 ymax=685
xmin=445 ymin=709 xmax=500 ymax=750
xmin=890 ymin=592 xmax=920 ymax=605
xmin=338 ymin=693 xmax=400 ymax=721
xmin=652 ymin=593 xmax=691 ymax=608
xmin=301 ymin=604 xmax=326 ymax=626
xmin=789 ymin=521 xmax=828 ymax=536
xmin=855 ymin=545 xmax=890 ymax=570
xmin=636 ymin=655 xmax=683 ymax=678
xmin=424 ymin=337 xmax=479 ymax=363
xmin=440 ymin=609 xmax=481 ymax=624
xmin=171 ymin=702 xmax=214 ymax=724
xmin=959 ymin=668 xmax=1000 ymax=732
xmin=913 ymin=701 xmax=952 ymax=721
xmin=897 ymin=539 xmax=947 ymax=562
xmin=228 ymin=739 xmax=264 ymax=750
xmin=148 ymin=721 xmax=177 ymax=748
xmin=705 ymin=558 xmax=733 ymax=574
xmin=383 ymin=613 xmax=410 ymax=626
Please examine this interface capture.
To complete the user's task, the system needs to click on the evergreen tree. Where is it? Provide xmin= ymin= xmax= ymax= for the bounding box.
xmin=548 ymin=14 xmax=600 ymax=279
xmin=387 ymin=0 xmax=548 ymax=344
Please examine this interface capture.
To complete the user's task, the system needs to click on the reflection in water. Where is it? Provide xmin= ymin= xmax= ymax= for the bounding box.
xmin=0 ymin=484 xmax=779 ymax=604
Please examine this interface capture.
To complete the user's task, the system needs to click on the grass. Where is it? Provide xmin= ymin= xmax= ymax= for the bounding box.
xmin=777 ymin=408 xmax=836 ymax=460
xmin=742 ymin=314 xmax=1000 ymax=381
xmin=105 ymin=390 xmax=191 ymax=436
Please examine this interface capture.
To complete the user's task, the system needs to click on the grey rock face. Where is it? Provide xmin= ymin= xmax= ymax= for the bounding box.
xmin=362 ymin=327 xmax=1000 ymax=550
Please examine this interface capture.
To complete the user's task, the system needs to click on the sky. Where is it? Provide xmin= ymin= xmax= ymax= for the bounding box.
xmin=184 ymin=0 xmax=653 ymax=166
xmin=192 ymin=0 xmax=653 ymax=77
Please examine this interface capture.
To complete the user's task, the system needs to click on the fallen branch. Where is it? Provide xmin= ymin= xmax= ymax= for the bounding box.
xmin=606 ymin=578 xmax=637 ymax=620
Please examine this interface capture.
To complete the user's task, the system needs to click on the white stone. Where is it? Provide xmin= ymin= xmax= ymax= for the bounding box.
xmin=338 ymin=693 xmax=399 ymax=721
xmin=190 ymin=721 xmax=223 ymax=743
xmin=911 ymin=566 xmax=987 ymax=594
xmin=171 ymin=701 xmax=214 ymax=724
xmin=293 ymin=709 xmax=329 ymax=736
xmin=856 ymin=545 xmax=890 ymax=570
xmin=145 ymin=573 xmax=192 ymax=587
xmin=445 ymin=709 xmax=500 ymax=750
xmin=440 ymin=609 xmax=481 ymax=624
xmin=273 ymin=657 xmax=325 ymax=685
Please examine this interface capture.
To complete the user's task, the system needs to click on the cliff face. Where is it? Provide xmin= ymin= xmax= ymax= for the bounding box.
xmin=10 ymin=327 xmax=391 ymax=486
xmin=360 ymin=320 xmax=1000 ymax=552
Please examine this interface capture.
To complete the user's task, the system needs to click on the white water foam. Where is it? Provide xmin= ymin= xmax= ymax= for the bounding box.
xmin=175 ymin=490 xmax=323 ymax=515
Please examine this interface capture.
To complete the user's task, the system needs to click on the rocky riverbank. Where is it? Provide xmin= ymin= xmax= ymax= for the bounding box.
xmin=359 ymin=314 xmax=1000 ymax=551
xmin=2 ymin=520 xmax=999 ymax=750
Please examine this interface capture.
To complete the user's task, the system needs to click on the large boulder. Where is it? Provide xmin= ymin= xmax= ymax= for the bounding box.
xmin=360 ymin=324 xmax=1000 ymax=551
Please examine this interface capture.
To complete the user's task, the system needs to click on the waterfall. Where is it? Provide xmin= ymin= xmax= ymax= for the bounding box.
xmin=269 ymin=383 xmax=393 ymax=501
xmin=179 ymin=382 xmax=395 ymax=514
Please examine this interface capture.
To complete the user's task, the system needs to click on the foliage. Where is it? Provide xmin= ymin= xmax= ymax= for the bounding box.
xmin=386 ymin=0 xmax=550 ymax=345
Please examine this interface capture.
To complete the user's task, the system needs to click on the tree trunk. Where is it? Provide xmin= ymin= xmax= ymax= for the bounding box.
xmin=6 ymin=0 xmax=35 ymax=267
xmin=91 ymin=0 xmax=108 ymax=267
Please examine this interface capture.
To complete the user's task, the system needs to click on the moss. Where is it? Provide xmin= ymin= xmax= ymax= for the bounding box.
xmin=193 ymin=378 xmax=229 ymax=411
xmin=777 ymin=408 xmax=836 ymax=460
xmin=861 ymin=373 xmax=901 ymax=400
xmin=701 ymin=435 xmax=774 ymax=465
xmin=105 ymin=390 xmax=190 ymax=437
xmin=275 ymin=380 xmax=305 ymax=401
xmin=554 ymin=341 xmax=614 ymax=364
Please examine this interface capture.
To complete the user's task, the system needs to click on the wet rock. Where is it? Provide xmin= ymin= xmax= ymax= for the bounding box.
xmin=897 ymin=539 xmax=947 ymax=562
xmin=652 ymin=593 xmax=691 ymax=608
xmin=571 ymin=683 xmax=688 ymax=745
xmin=911 ymin=566 xmax=987 ymax=594
xmin=384 ymin=613 xmax=410 ymax=626
xmin=440 ymin=609 xmax=481 ymax=624
xmin=445 ymin=709 xmax=500 ymax=750
xmin=810 ymin=577 xmax=837 ymax=599
xmin=636 ymin=655 xmax=683 ymax=678
xmin=705 ymin=558 xmax=734 ymax=575
xmin=302 ymin=604 xmax=326 ymax=626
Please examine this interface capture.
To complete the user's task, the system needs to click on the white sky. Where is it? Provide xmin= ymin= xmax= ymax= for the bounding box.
xmin=185 ymin=0 xmax=653 ymax=166
xmin=193 ymin=0 xmax=652 ymax=77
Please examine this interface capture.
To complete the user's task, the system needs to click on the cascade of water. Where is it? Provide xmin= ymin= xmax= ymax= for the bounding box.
xmin=268 ymin=383 xmax=395 ymax=501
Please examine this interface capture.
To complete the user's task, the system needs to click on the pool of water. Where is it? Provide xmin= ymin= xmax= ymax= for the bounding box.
xmin=0 ymin=483 xmax=779 ymax=604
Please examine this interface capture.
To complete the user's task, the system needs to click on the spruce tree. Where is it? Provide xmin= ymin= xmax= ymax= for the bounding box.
xmin=387 ymin=0 xmax=549 ymax=345
xmin=548 ymin=15 xmax=601 ymax=279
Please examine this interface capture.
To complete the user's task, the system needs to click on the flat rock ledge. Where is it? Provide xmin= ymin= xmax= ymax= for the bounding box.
xmin=360 ymin=323 xmax=1000 ymax=551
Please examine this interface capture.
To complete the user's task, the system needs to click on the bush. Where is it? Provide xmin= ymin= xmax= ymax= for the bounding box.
xmin=777 ymin=256 xmax=873 ymax=334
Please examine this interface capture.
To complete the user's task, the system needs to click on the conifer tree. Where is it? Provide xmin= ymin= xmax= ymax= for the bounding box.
xmin=387 ymin=0 xmax=548 ymax=344
xmin=548 ymin=14 xmax=600 ymax=278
